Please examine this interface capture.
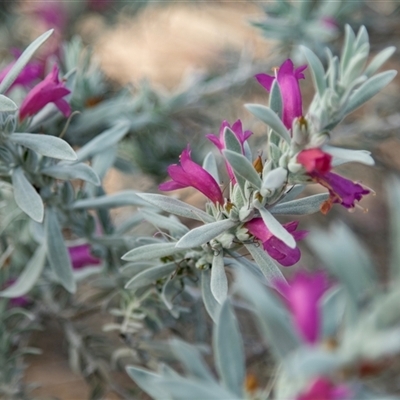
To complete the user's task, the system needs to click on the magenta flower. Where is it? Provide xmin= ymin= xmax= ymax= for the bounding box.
xmin=32 ymin=1 xmax=67 ymax=31
xmin=297 ymin=148 xmax=332 ymax=174
xmin=19 ymin=64 xmax=71 ymax=120
xmin=0 ymin=51 xmax=43 ymax=91
xmin=159 ymin=146 xmax=224 ymax=205
xmin=68 ymin=244 xmax=101 ymax=270
xmin=206 ymin=119 xmax=252 ymax=183
xmin=297 ymin=377 xmax=350 ymax=400
xmin=313 ymin=172 xmax=370 ymax=213
xmin=274 ymin=271 xmax=329 ymax=344
xmin=245 ymin=219 xmax=307 ymax=267
xmin=297 ymin=148 xmax=369 ymax=213
xmin=256 ymin=59 xmax=306 ymax=130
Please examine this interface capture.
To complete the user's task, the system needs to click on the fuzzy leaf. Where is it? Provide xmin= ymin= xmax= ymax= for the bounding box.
xmin=236 ymin=269 xmax=300 ymax=360
xmin=41 ymin=162 xmax=100 ymax=185
xmin=245 ymin=104 xmax=291 ymax=143
xmin=202 ymin=152 xmax=220 ymax=184
xmin=223 ymin=127 xmax=242 ymax=154
xmin=308 ymin=223 xmax=376 ymax=308
xmin=244 ymin=243 xmax=286 ymax=286
xmin=257 ymin=207 xmax=296 ymax=248
xmin=75 ymin=121 xmax=130 ymax=162
xmin=210 ymin=252 xmax=228 ymax=304
xmin=72 ymin=191 xmax=149 ymax=209
xmin=125 ymin=262 xmax=177 ymax=290
xmin=301 ymin=45 xmax=327 ymax=97
xmin=12 ymin=168 xmax=44 ymax=222
xmin=222 ymin=150 xmax=262 ymax=189
xmin=214 ymin=301 xmax=245 ymax=397
xmin=135 ymin=193 xmax=214 ymax=223
xmin=344 ymin=70 xmax=397 ymax=116
xmin=10 ymin=133 xmax=77 ymax=161
xmin=270 ymin=193 xmax=329 ymax=215
xmin=122 ymin=242 xmax=182 ymax=262
xmin=364 ymin=46 xmax=396 ymax=78
xmin=45 ymin=208 xmax=76 ymax=293
xmin=176 ymin=219 xmax=238 ymax=249
xmin=201 ymin=268 xmax=221 ymax=323
xmin=140 ymin=209 xmax=189 ymax=236
xmin=0 ymin=243 xmax=46 ymax=298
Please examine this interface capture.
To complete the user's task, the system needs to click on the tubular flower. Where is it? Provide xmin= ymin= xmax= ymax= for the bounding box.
xmin=19 ymin=64 xmax=71 ymax=120
xmin=297 ymin=148 xmax=332 ymax=174
xmin=159 ymin=146 xmax=224 ymax=205
xmin=297 ymin=148 xmax=369 ymax=213
xmin=206 ymin=119 xmax=252 ymax=183
xmin=297 ymin=377 xmax=351 ymax=400
xmin=274 ymin=271 xmax=329 ymax=344
xmin=68 ymin=244 xmax=102 ymax=270
xmin=245 ymin=219 xmax=307 ymax=267
xmin=256 ymin=59 xmax=306 ymax=130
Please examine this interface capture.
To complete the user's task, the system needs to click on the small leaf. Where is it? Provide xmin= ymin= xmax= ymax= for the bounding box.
xmin=125 ymin=262 xmax=177 ymax=290
xmin=201 ymin=268 xmax=221 ymax=322
xmin=41 ymin=163 xmax=100 ymax=185
xmin=236 ymin=269 xmax=300 ymax=360
xmin=0 ymin=95 xmax=18 ymax=112
xmin=72 ymin=191 xmax=150 ymax=209
xmin=12 ymin=168 xmax=44 ymax=222
xmin=170 ymin=339 xmax=214 ymax=382
xmin=75 ymin=121 xmax=130 ymax=162
xmin=308 ymin=223 xmax=376 ymax=308
xmin=122 ymin=242 xmax=182 ymax=262
xmin=45 ymin=208 xmax=76 ymax=293
xmin=0 ymin=243 xmax=46 ymax=298
xmin=222 ymin=150 xmax=262 ymax=189
xmin=301 ymin=45 xmax=327 ymax=97
xmin=257 ymin=207 xmax=296 ymax=248
xmin=0 ymin=30 xmax=53 ymax=94
xmin=343 ymin=70 xmax=397 ymax=116
xmin=176 ymin=219 xmax=238 ymax=249
xmin=269 ymin=79 xmax=282 ymax=120
xmin=10 ymin=133 xmax=77 ymax=161
xmin=214 ymin=301 xmax=245 ymax=397
xmin=202 ymin=151 xmax=220 ymax=184
xmin=223 ymin=127 xmax=242 ymax=154
xmin=140 ymin=209 xmax=189 ymax=236
xmin=364 ymin=46 xmax=396 ymax=78
xmin=136 ymin=193 xmax=214 ymax=223
xmin=245 ymin=104 xmax=291 ymax=143
xmin=270 ymin=193 xmax=329 ymax=215
xmin=210 ymin=252 xmax=228 ymax=304
xmin=126 ymin=367 xmax=169 ymax=400
xmin=244 ymin=243 xmax=286 ymax=286
xmin=322 ymin=145 xmax=374 ymax=166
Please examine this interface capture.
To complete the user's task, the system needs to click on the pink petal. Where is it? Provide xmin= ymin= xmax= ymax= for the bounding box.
xmin=255 ymin=73 xmax=275 ymax=91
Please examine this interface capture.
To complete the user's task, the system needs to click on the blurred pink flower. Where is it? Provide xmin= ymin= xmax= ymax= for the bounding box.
xmin=275 ymin=271 xmax=329 ymax=344
xmin=298 ymin=377 xmax=350 ymax=400
xmin=245 ymin=219 xmax=307 ymax=267
xmin=19 ymin=64 xmax=71 ymax=120
xmin=0 ymin=50 xmax=43 ymax=91
xmin=159 ymin=146 xmax=224 ymax=205
xmin=256 ymin=59 xmax=306 ymax=130
xmin=32 ymin=1 xmax=67 ymax=31
xmin=206 ymin=119 xmax=252 ymax=182
xmin=68 ymin=244 xmax=101 ymax=270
